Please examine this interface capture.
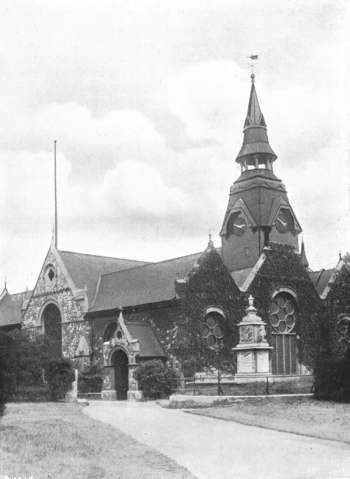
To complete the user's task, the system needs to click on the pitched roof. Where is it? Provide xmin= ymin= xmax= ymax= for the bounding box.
xmin=309 ymin=268 xmax=336 ymax=298
xmin=126 ymin=321 xmax=166 ymax=357
xmin=58 ymin=250 xmax=149 ymax=303
xmin=0 ymin=290 xmax=32 ymax=327
xmin=90 ymin=251 xmax=203 ymax=312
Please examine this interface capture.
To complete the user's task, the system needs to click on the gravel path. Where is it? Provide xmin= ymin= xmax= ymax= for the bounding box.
xmin=84 ymin=401 xmax=350 ymax=479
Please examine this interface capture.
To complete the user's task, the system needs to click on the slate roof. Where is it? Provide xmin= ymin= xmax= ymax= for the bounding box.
xmin=126 ymin=321 xmax=166 ymax=357
xmin=90 ymin=251 xmax=203 ymax=312
xmin=236 ymin=75 xmax=277 ymax=163
xmin=309 ymin=268 xmax=335 ymax=298
xmin=228 ymin=170 xmax=289 ymax=225
xmin=58 ymin=250 xmax=149 ymax=303
xmin=231 ymin=267 xmax=254 ymax=290
xmin=0 ymin=290 xmax=32 ymax=327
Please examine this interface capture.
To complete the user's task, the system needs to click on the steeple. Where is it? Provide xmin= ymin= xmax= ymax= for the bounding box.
xmin=300 ymin=238 xmax=309 ymax=269
xmin=236 ymin=73 xmax=277 ymax=170
xmin=220 ymin=71 xmax=302 ymax=272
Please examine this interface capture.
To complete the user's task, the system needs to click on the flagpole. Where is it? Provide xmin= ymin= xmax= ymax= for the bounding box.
xmin=54 ymin=140 xmax=58 ymax=248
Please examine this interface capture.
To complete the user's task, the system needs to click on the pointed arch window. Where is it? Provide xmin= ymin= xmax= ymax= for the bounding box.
xmin=269 ymin=293 xmax=296 ymax=334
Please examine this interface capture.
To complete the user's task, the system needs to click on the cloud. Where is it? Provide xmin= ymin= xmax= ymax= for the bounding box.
xmin=0 ymin=1 xmax=348 ymax=292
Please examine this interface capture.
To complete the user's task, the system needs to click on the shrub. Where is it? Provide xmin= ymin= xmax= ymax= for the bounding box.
xmin=135 ymin=360 xmax=179 ymax=399
xmin=45 ymin=359 xmax=75 ymax=401
xmin=11 ymin=385 xmax=51 ymax=402
xmin=0 ymin=354 xmax=8 ymax=417
xmin=78 ymin=364 xmax=103 ymax=394
xmin=0 ymin=332 xmax=15 ymax=417
xmin=313 ymin=349 xmax=350 ymax=402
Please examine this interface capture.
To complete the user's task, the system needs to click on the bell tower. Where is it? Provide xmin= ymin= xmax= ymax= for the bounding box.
xmin=220 ymin=73 xmax=301 ymax=272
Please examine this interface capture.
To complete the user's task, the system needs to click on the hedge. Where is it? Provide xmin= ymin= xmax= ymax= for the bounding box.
xmin=78 ymin=364 xmax=103 ymax=394
xmin=45 ymin=359 xmax=75 ymax=401
xmin=135 ymin=360 xmax=179 ymax=399
xmin=313 ymin=348 xmax=350 ymax=402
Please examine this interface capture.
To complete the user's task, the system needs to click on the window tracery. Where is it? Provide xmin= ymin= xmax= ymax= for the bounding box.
xmin=269 ymin=293 xmax=297 ymax=334
xmin=336 ymin=315 xmax=350 ymax=343
xmin=201 ymin=311 xmax=224 ymax=348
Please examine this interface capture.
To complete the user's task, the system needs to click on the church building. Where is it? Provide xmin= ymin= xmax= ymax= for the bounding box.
xmin=0 ymin=72 xmax=348 ymax=399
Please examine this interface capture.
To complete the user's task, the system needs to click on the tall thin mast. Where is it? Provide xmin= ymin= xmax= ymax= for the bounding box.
xmin=54 ymin=140 xmax=58 ymax=248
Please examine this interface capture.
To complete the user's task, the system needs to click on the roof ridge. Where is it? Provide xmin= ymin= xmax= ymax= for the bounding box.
xmin=58 ymin=249 xmax=147 ymax=263
xmin=98 ymin=250 xmax=205 ymax=280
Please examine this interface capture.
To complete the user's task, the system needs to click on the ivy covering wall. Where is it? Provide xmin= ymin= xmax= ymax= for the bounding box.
xmin=248 ymin=244 xmax=323 ymax=370
xmin=171 ymin=245 xmax=244 ymax=375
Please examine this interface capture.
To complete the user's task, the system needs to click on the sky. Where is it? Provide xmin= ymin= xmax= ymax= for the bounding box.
xmin=0 ymin=0 xmax=349 ymax=292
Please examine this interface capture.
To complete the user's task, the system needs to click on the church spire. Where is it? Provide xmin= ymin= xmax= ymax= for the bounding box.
xmin=300 ymin=238 xmax=309 ymax=269
xmin=236 ymin=73 xmax=277 ymax=169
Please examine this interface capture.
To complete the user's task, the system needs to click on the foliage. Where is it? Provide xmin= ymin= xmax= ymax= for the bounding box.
xmin=171 ymin=246 xmax=243 ymax=374
xmin=324 ymin=263 xmax=350 ymax=359
xmin=312 ymin=261 xmax=350 ymax=402
xmin=11 ymin=385 xmax=51 ymax=402
xmin=248 ymin=243 xmax=323 ymax=370
xmin=313 ymin=347 xmax=350 ymax=402
xmin=78 ymin=363 xmax=103 ymax=393
xmin=135 ymin=360 xmax=179 ymax=399
xmin=0 ymin=329 xmax=67 ymax=401
xmin=45 ymin=359 xmax=75 ymax=401
xmin=0 ymin=332 xmax=14 ymax=416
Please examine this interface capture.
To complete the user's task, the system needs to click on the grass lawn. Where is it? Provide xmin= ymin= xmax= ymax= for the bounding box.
xmin=188 ymin=396 xmax=350 ymax=444
xmin=0 ymin=402 xmax=195 ymax=479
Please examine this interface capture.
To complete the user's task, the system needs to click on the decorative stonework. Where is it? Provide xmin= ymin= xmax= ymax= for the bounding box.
xmin=22 ymin=246 xmax=90 ymax=362
xmin=101 ymin=312 xmax=143 ymax=401
xmin=233 ymin=295 xmax=272 ymax=375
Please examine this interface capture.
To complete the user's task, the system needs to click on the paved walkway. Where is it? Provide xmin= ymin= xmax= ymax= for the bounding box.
xmin=84 ymin=401 xmax=350 ymax=479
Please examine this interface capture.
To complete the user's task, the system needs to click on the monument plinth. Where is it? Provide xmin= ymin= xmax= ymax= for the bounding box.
xmin=233 ymin=295 xmax=272 ymax=375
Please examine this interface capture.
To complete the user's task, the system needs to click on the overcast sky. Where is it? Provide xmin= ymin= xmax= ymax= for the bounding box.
xmin=0 ymin=0 xmax=349 ymax=292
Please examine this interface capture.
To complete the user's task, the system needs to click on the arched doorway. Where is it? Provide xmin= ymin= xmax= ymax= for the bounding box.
xmin=42 ymin=303 xmax=62 ymax=359
xmin=113 ymin=349 xmax=129 ymax=400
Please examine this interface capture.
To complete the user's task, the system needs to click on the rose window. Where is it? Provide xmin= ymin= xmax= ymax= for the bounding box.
xmin=336 ymin=315 xmax=350 ymax=343
xmin=269 ymin=294 xmax=296 ymax=334
xmin=202 ymin=312 xmax=224 ymax=348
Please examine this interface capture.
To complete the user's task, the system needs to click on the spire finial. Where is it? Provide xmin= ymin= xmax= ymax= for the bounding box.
xmin=207 ymin=230 xmax=214 ymax=249
xmin=248 ymin=54 xmax=258 ymax=79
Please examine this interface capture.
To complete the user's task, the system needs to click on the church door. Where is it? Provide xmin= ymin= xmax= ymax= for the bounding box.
xmin=113 ymin=350 xmax=129 ymax=400
xmin=269 ymin=293 xmax=298 ymax=375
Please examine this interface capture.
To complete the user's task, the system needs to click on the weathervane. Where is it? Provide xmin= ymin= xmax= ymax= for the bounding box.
xmin=247 ymin=54 xmax=259 ymax=79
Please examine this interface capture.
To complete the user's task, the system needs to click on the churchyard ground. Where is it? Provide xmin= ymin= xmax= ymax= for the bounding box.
xmin=0 ymin=402 xmax=195 ymax=479
xmin=188 ymin=396 xmax=350 ymax=443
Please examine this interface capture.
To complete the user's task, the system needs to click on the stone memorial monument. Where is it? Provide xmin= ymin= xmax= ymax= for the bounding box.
xmin=233 ymin=295 xmax=272 ymax=375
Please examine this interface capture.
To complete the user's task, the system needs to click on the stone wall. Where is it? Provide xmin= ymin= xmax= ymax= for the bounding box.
xmin=23 ymin=247 xmax=91 ymax=363
xmin=91 ymin=302 xmax=182 ymax=365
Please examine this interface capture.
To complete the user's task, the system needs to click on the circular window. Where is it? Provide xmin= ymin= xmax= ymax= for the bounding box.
xmin=202 ymin=312 xmax=225 ymax=349
xmin=269 ymin=294 xmax=296 ymax=334
xmin=336 ymin=315 xmax=350 ymax=343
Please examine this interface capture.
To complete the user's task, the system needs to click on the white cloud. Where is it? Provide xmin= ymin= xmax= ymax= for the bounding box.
xmin=0 ymin=0 xmax=348 ymax=291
